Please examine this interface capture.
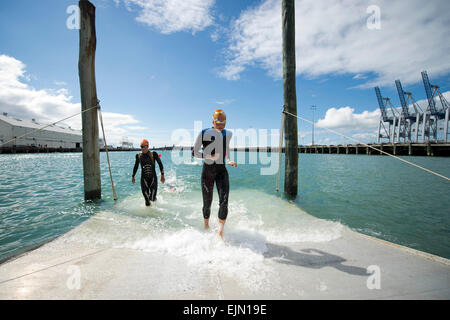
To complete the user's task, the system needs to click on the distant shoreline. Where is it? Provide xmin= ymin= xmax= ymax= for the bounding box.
xmin=1 ymin=142 xmax=450 ymax=156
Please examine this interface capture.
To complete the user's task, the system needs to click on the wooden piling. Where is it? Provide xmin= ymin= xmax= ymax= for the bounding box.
xmin=79 ymin=0 xmax=101 ymax=200
xmin=282 ymin=0 xmax=298 ymax=199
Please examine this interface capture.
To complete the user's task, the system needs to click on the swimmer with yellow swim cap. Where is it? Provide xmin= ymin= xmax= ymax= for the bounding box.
xmin=192 ymin=108 xmax=237 ymax=239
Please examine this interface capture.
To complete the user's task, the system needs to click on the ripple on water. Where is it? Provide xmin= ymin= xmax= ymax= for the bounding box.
xmin=1 ymin=151 xmax=449 ymax=263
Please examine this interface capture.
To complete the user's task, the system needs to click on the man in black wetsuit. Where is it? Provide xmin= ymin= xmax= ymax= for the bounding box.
xmin=192 ymin=109 xmax=237 ymax=238
xmin=132 ymin=139 xmax=165 ymax=206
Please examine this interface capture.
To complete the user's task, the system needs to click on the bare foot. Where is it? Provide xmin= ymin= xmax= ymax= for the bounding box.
xmin=218 ymin=219 xmax=225 ymax=240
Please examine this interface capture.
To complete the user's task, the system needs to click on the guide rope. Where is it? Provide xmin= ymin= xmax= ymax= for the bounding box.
xmin=0 ymin=101 xmax=119 ymax=199
xmin=0 ymin=248 xmax=109 ymax=285
xmin=275 ymin=105 xmax=286 ymax=192
xmin=97 ymin=101 xmax=118 ymax=200
xmin=282 ymin=109 xmax=450 ymax=182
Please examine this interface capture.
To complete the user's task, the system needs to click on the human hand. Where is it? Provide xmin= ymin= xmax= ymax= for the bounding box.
xmin=132 ymin=177 xmax=135 ymax=184
xmin=161 ymin=174 xmax=165 ymax=184
xmin=228 ymin=160 xmax=237 ymax=167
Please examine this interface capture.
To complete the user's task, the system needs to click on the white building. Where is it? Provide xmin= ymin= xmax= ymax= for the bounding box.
xmin=0 ymin=112 xmax=104 ymax=149
xmin=120 ymin=136 xmax=134 ymax=149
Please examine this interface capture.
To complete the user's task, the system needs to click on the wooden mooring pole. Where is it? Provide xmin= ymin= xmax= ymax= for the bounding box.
xmin=282 ymin=0 xmax=299 ymax=199
xmin=79 ymin=0 xmax=101 ymax=200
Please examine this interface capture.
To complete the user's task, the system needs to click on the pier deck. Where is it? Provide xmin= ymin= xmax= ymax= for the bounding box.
xmin=298 ymin=143 xmax=450 ymax=157
xmin=2 ymin=143 xmax=450 ymax=156
xmin=228 ymin=143 xmax=450 ymax=157
xmin=1 ymin=213 xmax=449 ymax=299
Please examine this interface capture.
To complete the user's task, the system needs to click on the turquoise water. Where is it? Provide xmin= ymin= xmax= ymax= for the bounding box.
xmin=0 ymin=151 xmax=449 ymax=263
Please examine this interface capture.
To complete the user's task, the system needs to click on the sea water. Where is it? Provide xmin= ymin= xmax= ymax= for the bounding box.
xmin=0 ymin=151 xmax=449 ymax=272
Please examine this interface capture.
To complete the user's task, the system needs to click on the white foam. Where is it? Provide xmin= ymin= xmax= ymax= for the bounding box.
xmin=225 ymin=189 xmax=344 ymax=243
xmin=118 ymin=227 xmax=273 ymax=291
xmin=183 ymin=160 xmax=202 ymax=166
xmin=100 ymin=187 xmax=344 ymax=245
xmin=61 ymin=183 xmax=345 ymax=291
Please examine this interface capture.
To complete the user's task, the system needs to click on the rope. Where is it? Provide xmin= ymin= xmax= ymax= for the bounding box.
xmin=98 ymin=101 xmax=118 ymax=200
xmin=0 ymin=248 xmax=109 ymax=285
xmin=276 ymin=105 xmax=286 ymax=192
xmin=0 ymin=104 xmax=99 ymax=148
xmin=0 ymin=101 xmax=119 ymax=199
xmin=282 ymin=109 xmax=450 ymax=182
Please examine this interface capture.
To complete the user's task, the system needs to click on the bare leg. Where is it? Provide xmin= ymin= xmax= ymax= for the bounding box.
xmin=218 ymin=219 xmax=226 ymax=239
xmin=204 ymin=218 xmax=210 ymax=229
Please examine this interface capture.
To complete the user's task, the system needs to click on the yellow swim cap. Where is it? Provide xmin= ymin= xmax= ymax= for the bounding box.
xmin=213 ymin=109 xmax=226 ymax=120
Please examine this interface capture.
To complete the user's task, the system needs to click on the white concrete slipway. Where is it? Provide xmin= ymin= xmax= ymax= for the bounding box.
xmin=1 ymin=210 xmax=449 ymax=300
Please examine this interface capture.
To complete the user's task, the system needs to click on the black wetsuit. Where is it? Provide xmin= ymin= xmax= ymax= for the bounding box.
xmin=193 ymin=128 xmax=232 ymax=220
xmin=132 ymin=151 xmax=164 ymax=204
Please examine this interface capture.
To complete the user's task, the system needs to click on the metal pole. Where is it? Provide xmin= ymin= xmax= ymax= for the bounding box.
xmin=415 ymin=114 xmax=419 ymax=142
xmin=79 ymin=0 xmax=101 ymax=200
xmin=444 ymin=109 xmax=449 ymax=143
xmin=391 ymin=117 xmax=396 ymax=143
xmin=381 ymin=122 xmax=392 ymax=143
xmin=311 ymin=105 xmax=317 ymax=145
xmin=282 ymin=0 xmax=298 ymax=199
xmin=377 ymin=120 xmax=381 ymax=144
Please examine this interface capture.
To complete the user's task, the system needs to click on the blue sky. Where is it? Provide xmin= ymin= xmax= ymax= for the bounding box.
xmin=1 ymin=0 xmax=449 ymax=147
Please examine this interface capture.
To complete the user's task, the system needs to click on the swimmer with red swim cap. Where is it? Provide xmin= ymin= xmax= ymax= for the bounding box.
xmin=132 ymin=139 xmax=165 ymax=206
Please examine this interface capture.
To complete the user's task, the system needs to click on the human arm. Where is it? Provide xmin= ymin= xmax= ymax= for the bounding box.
xmin=154 ymin=152 xmax=165 ymax=183
xmin=225 ymin=131 xmax=237 ymax=167
xmin=132 ymin=154 xmax=139 ymax=183
xmin=192 ymin=131 xmax=204 ymax=159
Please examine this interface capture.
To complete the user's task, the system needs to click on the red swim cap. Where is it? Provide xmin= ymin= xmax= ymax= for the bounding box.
xmin=141 ymin=139 xmax=149 ymax=146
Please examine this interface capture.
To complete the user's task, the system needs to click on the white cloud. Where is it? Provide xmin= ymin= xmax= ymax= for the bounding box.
xmin=316 ymin=106 xmax=380 ymax=131
xmin=220 ymin=0 xmax=450 ymax=87
xmin=352 ymin=132 xmax=377 ymax=141
xmin=0 ymin=54 xmax=145 ymax=146
xmin=353 ymin=74 xmax=367 ymax=80
xmin=215 ymin=98 xmax=235 ymax=106
xmin=0 ymin=55 xmax=28 ymax=89
xmin=0 ymin=55 xmax=81 ymax=125
xmin=121 ymin=0 xmax=215 ymax=34
xmin=123 ymin=125 xmax=147 ymax=131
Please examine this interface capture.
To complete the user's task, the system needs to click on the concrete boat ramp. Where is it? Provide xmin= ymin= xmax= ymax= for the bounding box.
xmin=1 ymin=211 xmax=449 ymax=300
